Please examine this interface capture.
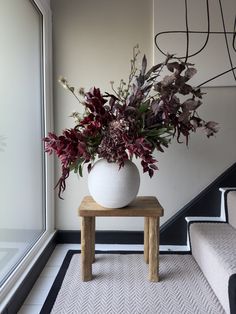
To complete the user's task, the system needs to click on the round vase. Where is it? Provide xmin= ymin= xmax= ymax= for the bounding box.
xmin=88 ymin=159 xmax=140 ymax=208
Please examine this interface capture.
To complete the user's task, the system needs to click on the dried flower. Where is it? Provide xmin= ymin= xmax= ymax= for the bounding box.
xmin=44 ymin=47 xmax=219 ymax=198
xmin=58 ymin=76 xmax=69 ymax=90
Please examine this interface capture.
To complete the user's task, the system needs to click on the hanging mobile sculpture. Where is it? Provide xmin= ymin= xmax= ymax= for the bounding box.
xmin=154 ymin=0 xmax=236 ymax=87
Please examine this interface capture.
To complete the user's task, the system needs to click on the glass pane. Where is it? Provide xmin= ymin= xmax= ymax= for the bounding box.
xmin=0 ymin=0 xmax=45 ymax=286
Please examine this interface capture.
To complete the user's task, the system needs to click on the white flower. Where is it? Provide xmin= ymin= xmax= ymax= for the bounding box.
xmin=58 ymin=76 xmax=69 ymax=90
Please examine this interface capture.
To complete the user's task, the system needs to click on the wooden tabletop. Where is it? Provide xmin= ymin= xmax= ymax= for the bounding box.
xmin=79 ymin=196 xmax=164 ymax=217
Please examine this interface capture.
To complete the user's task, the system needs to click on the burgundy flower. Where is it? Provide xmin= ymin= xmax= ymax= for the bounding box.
xmin=84 ymin=87 xmax=107 ymax=115
xmin=127 ymin=138 xmax=157 ymax=177
xmin=44 ymin=128 xmax=90 ymax=198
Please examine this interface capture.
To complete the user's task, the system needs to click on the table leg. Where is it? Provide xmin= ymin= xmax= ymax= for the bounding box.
xmin=148 ymin=217 xmax=159 ymax=282
xmin=91 ymin=217 xmax=95 ymax=263
xmin=81 ymin=216 xmax=92 ymax=281
xmin=156 ymin=217 xmax=160 ymax=280
xmin=144 ymin=217 xmax=149 ymax=264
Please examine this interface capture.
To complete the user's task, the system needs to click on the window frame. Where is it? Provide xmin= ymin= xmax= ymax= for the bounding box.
xmin=0 ymin=0 xmax=54 ymax=309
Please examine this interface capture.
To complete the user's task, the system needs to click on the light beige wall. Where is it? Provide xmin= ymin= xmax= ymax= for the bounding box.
xmin=51 ymin=0 xmax=236 ymax=231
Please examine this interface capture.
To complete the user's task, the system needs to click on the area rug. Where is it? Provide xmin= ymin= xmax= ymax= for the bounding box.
xmin=40 ymin=250 xmax=225 ymax=314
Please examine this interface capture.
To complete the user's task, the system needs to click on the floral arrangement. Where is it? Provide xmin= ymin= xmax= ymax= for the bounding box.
xmin=44 ymin=46 xmax=218 ymax=198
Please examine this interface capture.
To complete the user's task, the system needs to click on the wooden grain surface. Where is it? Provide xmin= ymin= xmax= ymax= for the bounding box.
xmin=148 ymin=217 xmax=158 ymax=282
xmin=144 ymin=217 xmax=149 ymax=264
xmin=79 ymin=196 xmax=164 ymax=217
xmin=81 ymin=217 xmax=92 ymax=281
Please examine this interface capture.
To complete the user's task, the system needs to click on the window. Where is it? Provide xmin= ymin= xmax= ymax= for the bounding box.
xmin=0 ymin=0 xmax=53 ymax=306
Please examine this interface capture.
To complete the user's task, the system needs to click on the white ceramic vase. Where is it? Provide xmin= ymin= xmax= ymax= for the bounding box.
xmin=88 ymin=159 xmax=140 ymax=208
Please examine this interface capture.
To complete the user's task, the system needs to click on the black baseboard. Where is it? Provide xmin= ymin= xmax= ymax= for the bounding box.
xmin=56 ymin=230 xmax=190 ymax=255
xmin=57 ymin=230 xmax=144 ymax=244
xmin=2 ymin=233 xmax=57 ymax=314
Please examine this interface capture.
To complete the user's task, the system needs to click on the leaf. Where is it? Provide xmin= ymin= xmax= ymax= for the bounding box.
xmin=87 ymin=163 xmax=92 ymax=173
xmin=162 ymin=75 xmax=175 ymax=86
xmin=182 ymin=99 xmax=201 ymax=111
xmin=204 ymin=121 xmax=220 ymax=137
xmin=148 ymin=168 xmax=154 ymax=177
xmin=190 ymin=117 xmax=201 ymax=130
xmin=141 ymin=80 xmax=153 ymax=93
xmin=145 ymin=127 xmax=170 ymax=138
xmin=178 ymin=111 xmax=191 ymax=123
xmin=138 ymin=102 xmax=150 ymax=114
xmin=151 ymin=100 xmax=163 ymax=115
xmin=69 ymin=161 xmax=78 ymax=172
xmin=184 ymin=67 xmax=197 ymax=80
xmin=144 ymin=63 xmax=162 ymax=80
xmin=193 ymin=88 xmax=205 ymax=99
xmin=124 ymin=107 xmax=137 ymax=121
xmin=69 ymin=157 xmax=84 ymax=174
xmin=179 ymin=83 xmax=193 ymax=95
xmin=159 ymin=138 xmax=170 ymax=148
xmin=167 ymin=62 xmax=185 ymax=74
xmin=79 ymin=164 xmax=83 ymax=177
xmin=141 ymin=55 xmax=147 ymax=75
xmin=166 ymin=62 xmax=179 ymax=72
xmin=150 ymin=164 xmax=158 ymax=170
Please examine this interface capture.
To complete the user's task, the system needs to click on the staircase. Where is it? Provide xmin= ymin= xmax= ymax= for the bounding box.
xmin=160 ymin=163 xmax=236 ymax=247
xmin=189 ymin=189 xmax=236 ymax=314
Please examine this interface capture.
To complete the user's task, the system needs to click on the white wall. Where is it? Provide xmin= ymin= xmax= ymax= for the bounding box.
xmin=51 ymin=0 xmax=236 ymax=231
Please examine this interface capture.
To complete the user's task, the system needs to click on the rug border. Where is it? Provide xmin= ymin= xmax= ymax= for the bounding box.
xmin=40 ymin=250 xmax=79 ymax=313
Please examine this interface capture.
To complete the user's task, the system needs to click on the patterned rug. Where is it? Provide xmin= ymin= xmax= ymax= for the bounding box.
xmin=40 ymin=250 xmax=225 ymax=314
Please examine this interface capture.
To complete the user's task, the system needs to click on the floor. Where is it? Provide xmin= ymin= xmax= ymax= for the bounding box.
xmin=18 ymin=243 xmax=145 ymax=314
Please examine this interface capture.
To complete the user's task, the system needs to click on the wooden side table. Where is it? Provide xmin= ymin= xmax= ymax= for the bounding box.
xmin=78 ymin=196 xmax=164 ymax=282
